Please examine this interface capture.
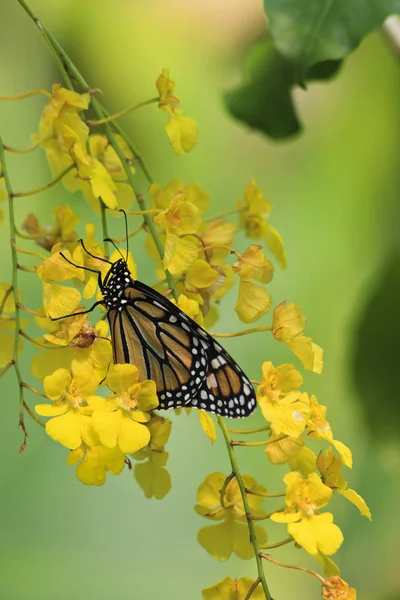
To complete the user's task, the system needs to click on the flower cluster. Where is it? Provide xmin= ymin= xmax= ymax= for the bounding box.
xmin=0 ymin=43 xmax=369 ymax=600
xmin=35 ymin=363 xmax=159 ymax=485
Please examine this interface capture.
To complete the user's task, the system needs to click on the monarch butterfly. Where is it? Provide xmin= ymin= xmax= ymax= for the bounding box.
xmin=53 ymin=214 xmax=257 ymax=418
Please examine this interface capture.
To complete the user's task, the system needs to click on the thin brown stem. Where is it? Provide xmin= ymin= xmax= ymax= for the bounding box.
xmin=0 ymin=285 xmax=13 ymax=317
xmin=0 ymin=360 xmax=15 ymax=378
xmin=227 ymin=425 xmax=270 ymax=435
xmin=232 ymin=435 xmax=287 ymax=447
xmin=219 ymin=472 xmax=235 ymax=508
xmin=86 ymin=97 xmax=159 ymax=125
xmin=210 ymin=325 xmax=273 ymax=338
xmin=260 ymin=553 xmax=325 ymax=583
xmin=260 ymin=537 xmax=293 ymax=550
xmin=244 ymin=578 xmax=261 ymax=600
xmin=245 ymin=488 xmax=286 ymax=499
xmin=12 ymin=164 xmax=75 ymax=198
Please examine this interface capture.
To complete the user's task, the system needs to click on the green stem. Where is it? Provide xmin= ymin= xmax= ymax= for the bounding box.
xmin=16 ymin=0 xmax=73 ymax=89
xmin=218 ymin=416 xmax=272 ymax=600
xmin=0 ymin=136 xmax=26 ymax=439
xmin=100 ymin=202 xmax=110 ymax=259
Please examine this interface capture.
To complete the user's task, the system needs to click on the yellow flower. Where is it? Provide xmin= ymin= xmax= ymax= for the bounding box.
xmin=203 ymin=219 xmax=236 ymax=257
xmin=235 ymin=280 xmax=272 ymax=323
xmin=151 ymin=179 xmax=209 ymax=214
xmin=317 ymin=448 xmax=371 ymax=519
xmin=35 ymin=364 xmax=98 ymax=449
xmin=260 ymin=391 xmax=310 ymax=437
xmin=271 ymin=472 xmax=343 ymax=556
xmin=68 ymin=443 xmax=125 ymax=486
xmin=233 ymin=244 xmax=274 ymax=283
xmin=257 ymin=361 xmax=310 ymax=436
xmin=307 ymin=395 xmax=353 ymax=468
xmin=156 ymin=69 xmax=180 ymax=109
xmin=258 ymin=361 xmax=303 ymax=402
xmin=89 ymin=364 xmax=158 ymax=454
xmin=272 ymin=302 xmax=323 ymax=373
xmin=31 ymin=319 xmax=112 ymax=386
xmin=84 ymin=134 xmax=135 ymax=213
xmin=322 ymin=576 xmax=357 ymax=600
xmin=21 ymin=204 xmax=80 ymax=251
xmin=156 ymin=70 xmax=198 ymax=155
xmin=202 ymin=577 xmax=265 ymax=600
xmin=39 ymin=83 xmax=90 ymax=149
xmin=195 ymin=472 xmax=267 ymax=561
xmin=76 ymin=154 xmax=118 ymax=210
xmin=238 ymin=180 xmax=286 ymax=268
xmin=153 ymin=196 xmax=201 ymax=234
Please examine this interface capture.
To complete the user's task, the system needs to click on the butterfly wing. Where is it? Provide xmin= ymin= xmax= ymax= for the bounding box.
xmin=108 ymin=280 xmax=208 ymax=409
xmin=108 ymin=279 xmax=256 ymax=418
xmin=185 ymin=331 xmax=257 ymax=418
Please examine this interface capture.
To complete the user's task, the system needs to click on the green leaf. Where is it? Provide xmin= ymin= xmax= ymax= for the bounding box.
xmin=353 ymin=251 xmax=400 ymax=440
xmin=264 ymin=0 xmax=400 ymax=80
xmin=224 ymin=36 xmax=340 ymax=139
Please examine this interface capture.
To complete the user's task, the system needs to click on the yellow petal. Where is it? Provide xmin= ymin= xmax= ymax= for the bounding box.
xmin=44 ymin=368 xmax=71 ymax=400
xmin=165 ymin=110 xmax=198 ymax=155
xmin=186 ymin=260 xmax=219 ymax=289
xmin=43 ymin=282 xmax=81 ymax=320
xmin=272 ymin=302 xmax=306 ymax=341
xmin=196 ymin=472 xmax=227 ymax=508
xmin=290 ymin=446 xmax=317 ymax=477
xmin=106 ymin=363 xmax=139 ymax=394
xmin=75 ymin=445 xmax=106 ymax=486
xmin=338 ymin=488 xmax=371 ymax=520
xmin=287 ymin=335 xmax=324 ymax=374
xmin=288 ymin=514 xmax=344 ymax=556
xmin=118 ymin=416 xmax=150 ymax=453
xmin=91 ymin=408 xmax=122 ymax=449
xmin=235 ymin=281 xmax=272 ymax=324
xmin=35 ymin=403 xmax=67 ymax=417
xmin=233 ymin=245 xmax=274 ymax=283
xmin=266 ymin=434 xmax=304 ymax=464
xmin=45 ymin=410 xmax=88 ymax=449
xmin=136 ymin=380 xmax=159 ymax=411
xmin=197 ymin=521 xmax=234 ymax=562
xmin=198 ymin=411 xmax=216 ymax=444
xmin=134 ymin=459 xmax=171 ymax=499
xmin=163 ymin=232 xmax=198 ymax=275
xmin=263 ymin=223 xmax=286 ymax=269
xmin=315 ymin=553 xmax=341 ymax=577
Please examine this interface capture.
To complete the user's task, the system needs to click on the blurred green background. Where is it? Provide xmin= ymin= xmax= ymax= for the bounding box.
xmin=1 ymin=1 xmax=399 ymax=598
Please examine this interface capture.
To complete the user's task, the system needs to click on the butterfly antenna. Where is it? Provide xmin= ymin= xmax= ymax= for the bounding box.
xmin=119 ymin=208 xmax=129 ymax=262
xmin=103 ymin=237 xmax=126 ymax=262
xmin=79 ymin=239 xmax=113 ymax=265
xmin=60 ymin=252 xmax=102 ymax=276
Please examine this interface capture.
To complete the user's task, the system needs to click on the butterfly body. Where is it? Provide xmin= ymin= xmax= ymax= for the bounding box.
xmin=103 ymin=259 xmax=257 ymax=418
